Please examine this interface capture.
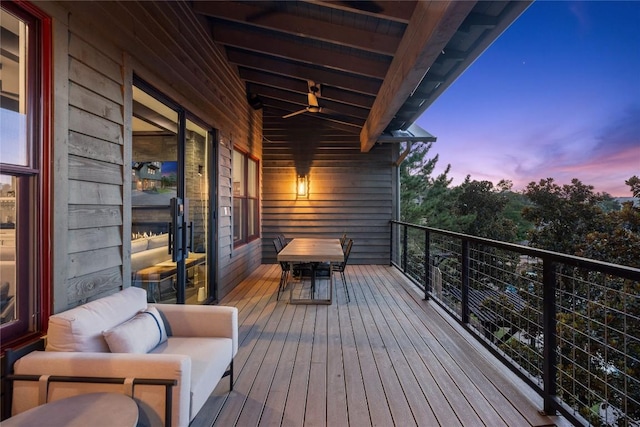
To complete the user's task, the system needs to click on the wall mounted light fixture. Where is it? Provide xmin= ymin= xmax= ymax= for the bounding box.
xmin=297 ymin=174 xmax=308 ymax=199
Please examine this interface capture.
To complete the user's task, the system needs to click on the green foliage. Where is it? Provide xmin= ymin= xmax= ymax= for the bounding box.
xmin=626 ymin=175 xmax=640 ymax=198
xmin=503 ymin=191 xmax=534 ymax=241
xmin=399 ymin=144 xmax=526 ymax=241
xmin=161 ymin=173 xmax=177 ymax=189
xmin=599 ymin=193 xmax=622 ymax=213
xmin=522 ymin=178 xmax=605 ymax=254
xmin=523 ymin=177 xmax=640 ymax=268
xmin=454 ymin=177 xmax=517 ymax=241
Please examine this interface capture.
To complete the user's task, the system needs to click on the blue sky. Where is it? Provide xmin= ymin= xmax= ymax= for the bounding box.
xmin=416 ymin=1 xmax=640 ymax=197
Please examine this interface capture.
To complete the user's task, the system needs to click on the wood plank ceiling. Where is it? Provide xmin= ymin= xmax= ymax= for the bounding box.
xmin=193 ymin=1 xmax=531 ymax=152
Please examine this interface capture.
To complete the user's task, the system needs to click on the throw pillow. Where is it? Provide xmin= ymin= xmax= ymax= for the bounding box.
xmin=103 ymin=306 xmax=168 ymax=353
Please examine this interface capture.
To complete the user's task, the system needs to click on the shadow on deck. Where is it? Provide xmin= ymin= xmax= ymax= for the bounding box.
xmin=192 ymin=264 xmax=566 ymax=427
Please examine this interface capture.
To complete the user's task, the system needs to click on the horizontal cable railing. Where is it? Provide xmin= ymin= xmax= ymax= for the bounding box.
xmin=390 ymin=220 xmax=640 ymax=427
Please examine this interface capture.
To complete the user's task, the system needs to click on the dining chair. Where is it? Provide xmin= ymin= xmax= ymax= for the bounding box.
xmin=273 ymin=238 xmax=289 ymax=300
xmin=339 ymin=232 xmax=347 ymax=246
xmin=278 ymin=233 xmax=288 ymax=248
xmin=332 ymin=239 xmax=353 ymax=302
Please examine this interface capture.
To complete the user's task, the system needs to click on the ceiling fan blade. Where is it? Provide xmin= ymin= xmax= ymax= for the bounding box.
xmin=318 ymin=107 xmax=337 ymax=115
xmin=282 ymin=109 xmax=307 ymax=119
xmin=308 ymin=92 xmax=319 ymax=107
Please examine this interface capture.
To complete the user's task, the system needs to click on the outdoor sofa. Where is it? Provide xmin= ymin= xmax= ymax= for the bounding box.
xmin=8 ymin=287 xmax=237 ymax=426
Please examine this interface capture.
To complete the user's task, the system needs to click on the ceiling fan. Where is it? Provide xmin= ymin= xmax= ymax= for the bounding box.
xmin=282 ymin=81 xmax=331 ymax=119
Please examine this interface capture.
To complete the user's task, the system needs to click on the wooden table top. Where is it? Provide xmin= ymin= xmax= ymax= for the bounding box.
xmin=277 ymin=238 xmax=344 ymax=263
xmin=4 ymin=392 xmax=138 ymax=427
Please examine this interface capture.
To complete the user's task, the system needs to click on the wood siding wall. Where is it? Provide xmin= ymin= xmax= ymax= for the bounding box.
xmin=38 ymin=0 xmax=262 ymax=311
xmin=262 ymin=136 xmax=396 ymax=265
xmin=65 ymin=32 xmax=125 ymax=308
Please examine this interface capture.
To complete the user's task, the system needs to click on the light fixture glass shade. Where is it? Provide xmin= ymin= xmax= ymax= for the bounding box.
xmin=297 ymin=174 xmax=308 ymax=198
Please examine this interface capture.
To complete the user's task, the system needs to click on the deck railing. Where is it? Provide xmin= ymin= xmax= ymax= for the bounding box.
xmin=390 ymin=220 xmax=640 ymax=427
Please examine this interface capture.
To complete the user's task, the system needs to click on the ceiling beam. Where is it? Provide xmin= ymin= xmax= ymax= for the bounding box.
xmin=249 ymin=83 xmax=370 ymax=120
xmin=263 ymin=98 xmax=365 ymax=128
xmin=226 ymin=48 xmax=382 ymax=96
xmin=306 ymin=1 xmax=417 ymax=24
xmin=262 ymin=126 xmax=355 ymax=136
xmin=239 ymin=68 xmax=375 ymax=109
xmin=241 ymin=69 xmax=309 ymax=94
xmin=360 ymin=0 xmax=476 ymax=152
xmin=262 ymin=129 xmax=359 ymax=141
xmin=436 ymin=48 xmax=467 ymax=63
xmin=133 ymin=100 xmax=177 ymax=134
xmin=193 ymin=1 xmax=400 ymax=56
xmin=263 ymin=113 xmax=361 ymax=135
xmin=211 ymin=21 xmax=390 ymax=79
xmin=459 ymin=12 xmax=499 ymax=33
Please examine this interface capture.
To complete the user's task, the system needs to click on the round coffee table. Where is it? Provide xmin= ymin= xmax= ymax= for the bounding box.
xmin=3 ymin=392 xmax=138 ymax=426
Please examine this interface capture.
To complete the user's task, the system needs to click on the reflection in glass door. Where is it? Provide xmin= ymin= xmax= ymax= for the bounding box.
xmin=130 ymin=82 xmax=213 ymax=304
xmin=184 ymin=120 xmax=212 ymax=304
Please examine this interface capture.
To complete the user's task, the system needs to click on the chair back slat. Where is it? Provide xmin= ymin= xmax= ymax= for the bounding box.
xmin=273 ymin=238 xmax=283 ymax=253
xmin=343 ymin=239 xmax=353 ymax=264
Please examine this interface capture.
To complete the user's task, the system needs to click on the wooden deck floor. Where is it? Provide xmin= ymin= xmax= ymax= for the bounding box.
xmin=192 ymin=264 xmax=562 ymax=427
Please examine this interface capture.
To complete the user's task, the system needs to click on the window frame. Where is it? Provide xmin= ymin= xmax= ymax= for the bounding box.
xmin=232 ymin=148 xmax=259 ymax=247
xmin=0 ymin=1 xmax=51 ymax=350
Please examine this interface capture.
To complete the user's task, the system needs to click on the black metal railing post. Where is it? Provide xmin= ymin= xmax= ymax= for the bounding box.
xmin=461 ymin=239 xmax=470 ymax=324
xmin=402 ymin=224 xmax=408 ymax=273
xmin=542 ymin=259 xmax=558 ymax=415
xmin=389 ymin=222 xmax=394 ymax=266
xmin=424 ymin=229 xmax=431 ymax=300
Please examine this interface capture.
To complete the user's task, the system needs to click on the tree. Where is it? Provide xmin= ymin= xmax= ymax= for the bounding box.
xmin=577 ymin=200 xmax=640 ymax=268
xmin=502 ymin=190 xmax=534 ymax=241
xmin=399 ymin=146 xmax=520 ymax=237
xmin=454 ymin=177 xmax=517 ymax=241
xmin=399 ymin=141 xmax=437 ymax=225
xmin=626 ymin=175 xmax=640 ymax=198
xmin=590 ymin=179 xmax=640 ymax=267
xmin=522 ymin=178 xmax=605 ymax=253
xmin=599 ymin=193 xmax=622 ymax=213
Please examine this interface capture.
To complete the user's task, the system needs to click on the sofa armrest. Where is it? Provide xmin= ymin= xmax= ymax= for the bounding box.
xmin=12 ymin=351 xmax=191 ymax=427
xmin=151 ymin=304 xmax=238 ymax=356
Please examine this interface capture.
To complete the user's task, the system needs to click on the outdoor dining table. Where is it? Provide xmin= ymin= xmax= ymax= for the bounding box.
xmin=276 ymin=238 xmax=344 ymax=304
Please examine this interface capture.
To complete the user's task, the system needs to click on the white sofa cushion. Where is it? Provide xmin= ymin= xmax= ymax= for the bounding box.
xmin=103 ymin=307 xmax=168 ymax=353
xmin=47 ymin=287 xmax=148 ymax=352
xmin=150 ymin=337 xmax=233 ymax=421
xmin=131 ymin=238 xmax=149 ymax=254
xmin=147 ymin=234 xmax=168 ymax=249
xmin=131 ymin=246 xmax=172 ymax=273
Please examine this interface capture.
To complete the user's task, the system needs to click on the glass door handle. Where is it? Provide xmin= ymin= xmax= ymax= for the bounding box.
xmin=187 ymin=222 xmax=194 ymax=252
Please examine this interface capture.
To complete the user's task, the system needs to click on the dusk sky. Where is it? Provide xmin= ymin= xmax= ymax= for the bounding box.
xmin=416 ymin=0 xmax=640 ymax=197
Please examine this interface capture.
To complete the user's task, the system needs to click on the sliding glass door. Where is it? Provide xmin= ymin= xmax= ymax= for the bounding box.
xmin=131 ymin=79 xmax=216 ymax=304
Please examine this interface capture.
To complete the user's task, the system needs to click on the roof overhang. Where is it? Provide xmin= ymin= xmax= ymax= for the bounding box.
xmin=377 ymin=123 xmax=437 ymax=144
xmin=193 ymin=1 xmax=532 ymax=152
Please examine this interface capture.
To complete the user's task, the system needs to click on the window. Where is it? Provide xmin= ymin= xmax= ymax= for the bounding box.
xmin=232 ymin=149 xmax=259 ymax=245
xmin=0 ymin=2 xmax=51 ymax=347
